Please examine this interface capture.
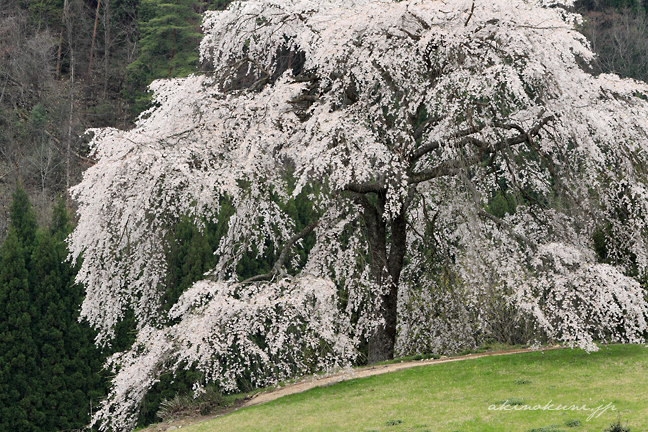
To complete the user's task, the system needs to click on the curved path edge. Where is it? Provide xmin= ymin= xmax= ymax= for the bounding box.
xmin=144 ymin=345 xmax=565 ymax=431
xmin=242 ymin=345 xmax=564 ymax=407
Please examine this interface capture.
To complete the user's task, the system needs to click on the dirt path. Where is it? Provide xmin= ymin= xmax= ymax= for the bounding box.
xmin=144 ymin=346 xmax=564 ymax=431
xmin=241 ymin=346 xmax=563 ymax=407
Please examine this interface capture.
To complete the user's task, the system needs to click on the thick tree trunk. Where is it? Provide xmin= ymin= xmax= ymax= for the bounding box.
xmin=360 ymin=192 xmax=409 ymax=364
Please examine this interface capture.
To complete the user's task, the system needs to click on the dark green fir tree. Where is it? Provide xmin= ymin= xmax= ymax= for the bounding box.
xmin=0 ymin=194 xmax=106 ymax=431
xmin=0 ymin=229 xmax=42 ymax=432
xmin=9 ymin=186 xmax=38 ymax=263
xmin=30 ymin=199 xmax=106 ymax=431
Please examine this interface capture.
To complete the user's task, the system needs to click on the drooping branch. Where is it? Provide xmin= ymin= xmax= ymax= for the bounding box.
xmin=246 ymin=56 xmax=272 ymax=91
xmin=241 ymin=220 xmax=320 ymax=283
xmin=477 ymin=209 xmax=537 ymax=253
xmin=500 ymin=149 xmax=548 ymax=211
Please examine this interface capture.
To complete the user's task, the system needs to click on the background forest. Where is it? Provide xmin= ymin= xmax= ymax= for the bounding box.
xmin=0 ymin=0 xmax=647 ymax=431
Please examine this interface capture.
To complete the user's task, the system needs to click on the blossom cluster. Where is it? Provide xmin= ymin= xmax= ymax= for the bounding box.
xmin=92 ymin=276 xmax=356 ymax=432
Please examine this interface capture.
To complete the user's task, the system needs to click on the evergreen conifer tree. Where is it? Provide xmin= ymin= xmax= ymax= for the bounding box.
xmin=9 ymin=186 xmax=38 ymax=263
xmin=32 ymin=198 xmax=107 ymax=431
xmin=0 ymin=194 xmax=106 ymax=431
xmin=0 ymin=229 xmax=42 ymax=432
xmin=0 ymin=187 xmax=42 ymax=431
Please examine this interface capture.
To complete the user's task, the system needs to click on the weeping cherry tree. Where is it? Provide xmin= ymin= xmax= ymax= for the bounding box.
xmin=68 ymin=0 xmax=648 ymax=430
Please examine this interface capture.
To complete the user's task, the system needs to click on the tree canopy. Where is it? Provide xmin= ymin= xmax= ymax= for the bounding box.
xmin=68 ymin=1 xmax=648 ymax=430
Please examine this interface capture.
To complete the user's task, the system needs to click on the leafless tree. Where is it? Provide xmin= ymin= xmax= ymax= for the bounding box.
xmin=579 ymin=7 xmax=648 ymax=82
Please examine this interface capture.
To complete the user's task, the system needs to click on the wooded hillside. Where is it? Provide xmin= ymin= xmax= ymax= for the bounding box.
xmin=0 ymin=0 xmax=231 ymax=240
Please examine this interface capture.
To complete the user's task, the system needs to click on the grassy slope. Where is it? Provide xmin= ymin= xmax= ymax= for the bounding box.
xmin=180 ymin=345 xmax=648 ymax=432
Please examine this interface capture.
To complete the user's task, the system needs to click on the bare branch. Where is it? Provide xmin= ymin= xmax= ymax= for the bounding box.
xmin=450 ymin=123 xmax=488 ymax=140
xmin=406 ymin=10 xmax=431 ymax=30
xmin=411 ymin=140 xmax=442 ymax=161
xmin=249 ymin=76 xmax=270 ymax=92
xmin=408 ymin=152 xmax=482 ymax=183
xmin=492 ymin=121 xmax=525 ymax=134
xmin=241 ymin=221 xmax=320 ymax=283
xmin=217 ymin=55 xmax=271 ymax=92
xmin=292 ymin=72 xmax=318 ymax=83
xmin=45 ymin=130 xmax=96 ymax=166
xmin=464 ymin=2 xmax=475 ymax=27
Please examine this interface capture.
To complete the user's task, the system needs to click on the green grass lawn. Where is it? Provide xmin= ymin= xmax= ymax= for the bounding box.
xmin=183 ymin=344 xmax=648 ymax=432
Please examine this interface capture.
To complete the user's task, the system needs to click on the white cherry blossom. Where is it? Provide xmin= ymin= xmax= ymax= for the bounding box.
xmin=69 ymin=1 xmax=648 ymax=429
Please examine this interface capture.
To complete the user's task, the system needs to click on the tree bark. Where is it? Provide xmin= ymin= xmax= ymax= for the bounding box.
xmin=358 ymin=191 xmax=409 ymax=363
